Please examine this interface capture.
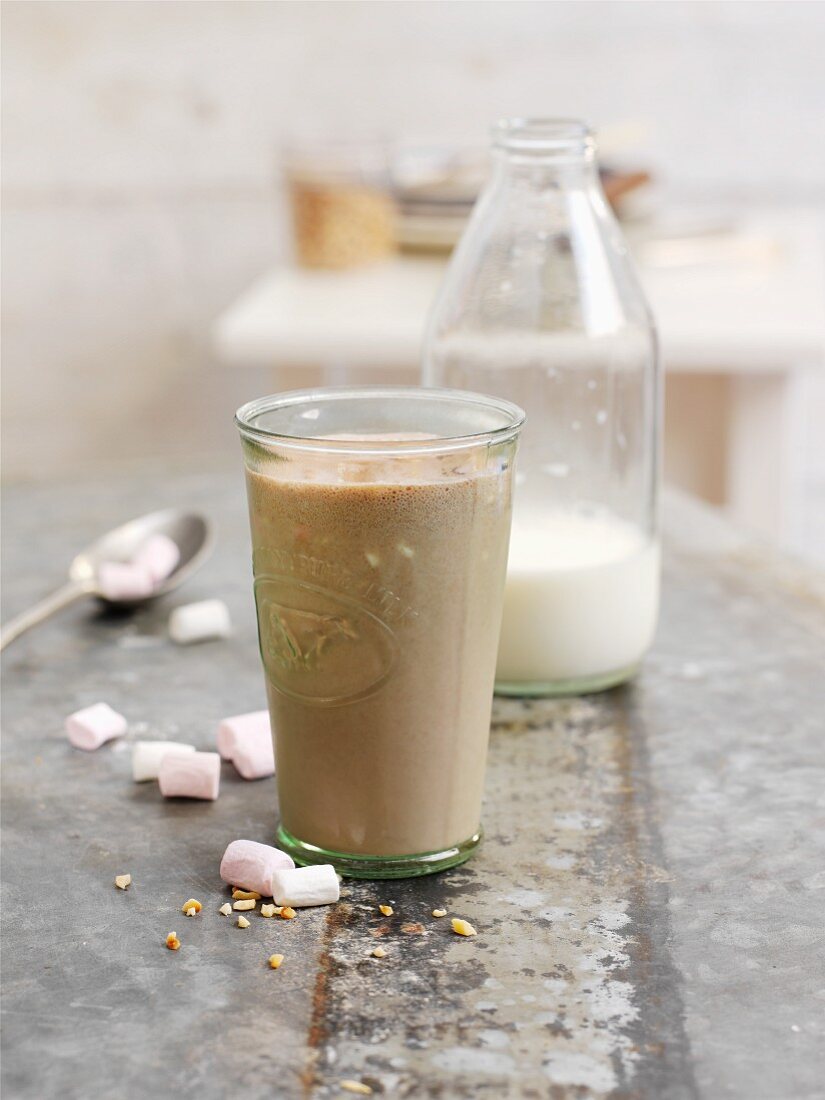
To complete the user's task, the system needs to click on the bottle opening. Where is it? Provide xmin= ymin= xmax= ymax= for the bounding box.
xmin=492 ymin=118 xmax=594 ymax=157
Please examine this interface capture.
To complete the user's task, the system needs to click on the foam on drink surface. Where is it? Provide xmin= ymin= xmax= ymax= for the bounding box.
xmin=497 ymin=510 xmax=660 ymax=684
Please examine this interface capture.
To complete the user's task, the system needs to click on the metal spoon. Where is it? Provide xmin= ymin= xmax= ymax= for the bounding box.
xmin=0 ymin=509 xmax=214 ymax=651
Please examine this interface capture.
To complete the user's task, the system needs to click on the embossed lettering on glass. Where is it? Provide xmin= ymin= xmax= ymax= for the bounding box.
xmin=236 ymin=388 xmax=524 ymax=878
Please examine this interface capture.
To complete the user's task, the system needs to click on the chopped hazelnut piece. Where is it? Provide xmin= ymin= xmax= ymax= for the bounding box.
xmin=232 ymin=888 xmax=261 ymax=901
xmin=260 ymin=903 xmax=281 ymax=918
xmin=340 ymin=1083 xmax=373 ymax=1096
xmin=181 ymin=898 xmax=202 ymax=915
xmin=378 ymin=904 xmax=393 ymax=917
xmin=237 ymin=915 xmax=250 ymax=929
xmin=451 ymin=918 xmax=477 ymax=937
xmin=268 ymin=953 xmax=284 ymax=970
xmin=432 ymin=909 xmax=447 ymax=918
xmin=233 ymin=899 xmax=256 ymax=911
xmin=114 ymin=874 xmax=131 ymax=890
xmin=166 ymin=931 xmax=181 ymax=951
xmin=219 ymin=903 xmax=232 ymax=916
xmin=280 ymin=906 xmax=297 ymax=920
xmin=371 ymin=946 xmax=387 ymax=958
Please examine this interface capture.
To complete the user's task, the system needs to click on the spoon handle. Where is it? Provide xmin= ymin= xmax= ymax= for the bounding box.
xmin=0 ymin=581 xmax=88 ymax=651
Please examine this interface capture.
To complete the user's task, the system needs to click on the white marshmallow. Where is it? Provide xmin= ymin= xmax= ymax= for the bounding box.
xmin=158 ymin=750 xmax=220 ymax=800
xmin=133 ymin=534 xmax=180 ymax=583
xmin=168 ymin=600 xmax=231 ymax=645
xmin=217 ymin=711 xmax=274 ymax=779
xmin=66 ymin=702 xmax=127 ymax=751
xmin=97 ymin=562 xmax=154 ymax=601
xmin=132 ymin=740 xmax=195 ymax=782
xmin=219 ymin=839 xmax=295 ymax=896
xmin=270 ymin=864 xmax=340 ymax=908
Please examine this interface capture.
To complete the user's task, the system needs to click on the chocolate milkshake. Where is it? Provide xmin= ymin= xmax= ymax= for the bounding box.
xmin=237 ymin=389 xmax=523 ymax=877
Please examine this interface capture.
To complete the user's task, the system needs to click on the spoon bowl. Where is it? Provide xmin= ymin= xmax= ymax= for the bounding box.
xmin=71 ymin=509 xmax=214 ymax=603
xmin=1 ymin=509 xmax=214 ymax=649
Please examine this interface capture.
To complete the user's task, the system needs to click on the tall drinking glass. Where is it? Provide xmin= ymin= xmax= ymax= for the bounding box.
xmin=236 ymin=387 xmax=524 ymax=878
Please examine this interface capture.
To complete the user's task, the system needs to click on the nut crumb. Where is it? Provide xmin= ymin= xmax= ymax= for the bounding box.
xmin=340 ymin=1082 xmax=372 ymax=1096
xmin=165 ymin=931 xmax=180 ymax=951
xmin=219 ymin=903 xmax=232 ymax=916
xmin=378 ymin=904 xmax=393 ymax=917
xmin=432 ymin=909 xmax=447 ymax=918
xmin=268 ymin=953 xmax=284 ymax=969
xmin=260 ymin=903 xmax=281 ymax=918
xmin=237 ymin=915 xmax=250 ymax=929
xmin=233 ymin=899 xmax=256 ymax=911
xmin=232 ymin=888 xmax=261 ymax=900
xmin=181 ymin=898 xmax=202 ymax=915
xmin=114 ymin=874 xmax=131 ymax=890
xmin=371 ymin=946 xmax=387 ymax=958
xmin=451 ymin=918 xmax=477 ymax=937
xmin=280 ymin=906 xmax=297 ymax=920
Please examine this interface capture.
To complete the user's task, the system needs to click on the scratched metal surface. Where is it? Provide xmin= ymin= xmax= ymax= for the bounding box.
xmin=2 ymin=466 xmax=824 ymax=1100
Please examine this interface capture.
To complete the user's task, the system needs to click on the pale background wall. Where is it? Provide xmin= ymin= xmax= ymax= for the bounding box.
xmin=2 ymin=1 xmax=824 ymax=551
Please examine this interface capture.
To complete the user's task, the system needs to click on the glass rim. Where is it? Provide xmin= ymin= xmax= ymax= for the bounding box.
xmin=235 ymin=386 xmax=526 ymax=456
xmin=492 ymin=117 xmax=594 ymax=153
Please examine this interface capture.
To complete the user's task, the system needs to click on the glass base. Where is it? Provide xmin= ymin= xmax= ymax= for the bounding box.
xmin=495 ymin=662 xmax=640 ymax=698
xmin=275 ymin=824 xmax=482 ymax=880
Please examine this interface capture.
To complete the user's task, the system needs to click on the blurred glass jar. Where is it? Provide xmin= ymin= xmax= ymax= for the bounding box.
xmin=283 ymin=138 xmax=396 ymax=270
xmin=423 ymin=118 xmax=661 ymax=696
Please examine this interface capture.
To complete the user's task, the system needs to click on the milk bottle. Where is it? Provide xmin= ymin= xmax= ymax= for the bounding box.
xmin=425 ymin=118 xmax=660 ymax=693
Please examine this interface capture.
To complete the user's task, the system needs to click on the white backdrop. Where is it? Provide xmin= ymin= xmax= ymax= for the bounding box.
xmin=3 ymin=0 xmax=824 ymax=556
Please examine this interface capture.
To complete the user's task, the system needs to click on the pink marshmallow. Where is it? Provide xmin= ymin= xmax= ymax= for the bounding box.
xmin=158 ymin=750 xmax=220 ymax=800
xmin=65 ymin=702 xmax=127 ymax=751
xmin=97 ymin=561 xmax=154 ymax=601
xmin=219 ymin=839 xmax=295 ymax=896
xmin=232 ymin=725 xmax=275 ymax=780
xmin=217 ymin=710 xmax=271 ymax=764
xmin=133 ymin=534 xmax=180 ymax=584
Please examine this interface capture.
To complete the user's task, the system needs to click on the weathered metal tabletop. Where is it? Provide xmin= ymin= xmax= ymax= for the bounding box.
xmin=2 ymin=464 xmax=824 ymax=1099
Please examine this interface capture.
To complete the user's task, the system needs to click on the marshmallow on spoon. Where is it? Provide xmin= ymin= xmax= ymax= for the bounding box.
xmin=133 ymin=534 xmax=180 ymax=584
xmin=217 ymin=711 xmax=274 ymax=779
xmin=169 ymin=600 xmax=231 ymax=645
xmin=270 ymin=865 xmax=340 ymax=908
xmin=132 ymin=740 xmax=195 ymax=782
xmin=219 ymin=839 xmax=295 ymax=896
xmin=97 ymin=562 xmax=154 ymax=601
xmin=66 ymin=702 xmax=127 ymax=751
xmin=158 ymin=750 xmax=221 ymax=800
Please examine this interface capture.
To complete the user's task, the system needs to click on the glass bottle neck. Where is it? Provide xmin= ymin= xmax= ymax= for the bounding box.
xmin=490 ymin=118 xmax=599 ymax=189
xmin=491 ymin=148 xmax=599 ymax=190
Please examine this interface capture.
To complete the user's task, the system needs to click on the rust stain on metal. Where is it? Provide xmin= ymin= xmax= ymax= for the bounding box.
xmin=300 ymin=903 xmax=350 ymax=1097
xmin=605 ymin=689 xmax=699 ymax=1092
xmin=611 ymin=693 xmax=647 ymax=884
